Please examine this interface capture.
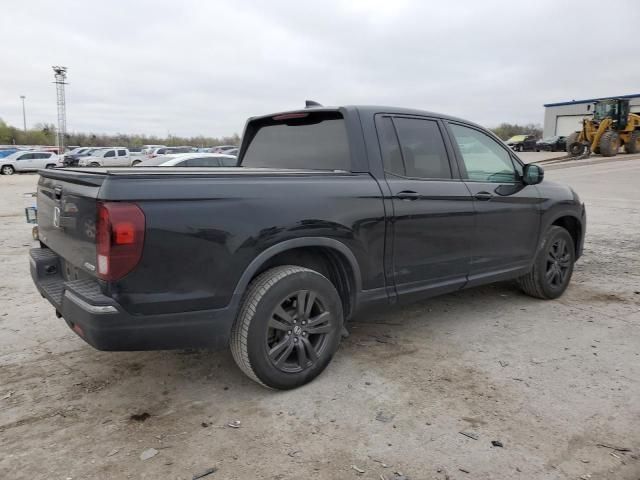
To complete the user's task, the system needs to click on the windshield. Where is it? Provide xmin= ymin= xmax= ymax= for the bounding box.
xmin=242 ymin=111 xmax=350 ymax=170
xmin=594 ymin=101 xmax=618 ymax=120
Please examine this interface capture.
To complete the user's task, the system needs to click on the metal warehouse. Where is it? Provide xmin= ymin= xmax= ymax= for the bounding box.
xmin=543 ymin=93 xmax=640 ymax=137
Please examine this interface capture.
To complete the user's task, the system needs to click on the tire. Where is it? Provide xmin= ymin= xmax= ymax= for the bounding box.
xmin=231 ymin=265 xmax=344 ymax=390
xmin=132 ymin=160 xmax=141 ymax=166
xmin=518 ymin=226 xmax=575 ymax=300
xmin=1 ymin=165 xmax=15 ymax=175
xmin=90 ymin=162 xmax=101 ymax=167
xmin=566 ymin=132 xmax=582 ymax=156
xmin=45 ymin=164 xmax=55 ymax=169
xmin=624 ymin=130 xmax=640 ymax=154
xmin=599 ymin=131 xmax=619 ymax=157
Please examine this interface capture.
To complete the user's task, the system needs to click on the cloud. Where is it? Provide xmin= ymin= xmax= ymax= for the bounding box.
xmin=1 ymin=0 xmax=638 ymax=137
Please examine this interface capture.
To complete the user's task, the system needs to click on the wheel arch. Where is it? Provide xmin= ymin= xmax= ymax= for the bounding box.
xmin=232 ymin=238 xmax=362 ymax=319
xmin=549 ymin=214 xmax=583 ymax=257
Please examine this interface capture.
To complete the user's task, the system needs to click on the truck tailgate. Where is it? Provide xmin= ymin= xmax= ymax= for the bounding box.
xmin=37 ymin=169 xmax=105 ymax=276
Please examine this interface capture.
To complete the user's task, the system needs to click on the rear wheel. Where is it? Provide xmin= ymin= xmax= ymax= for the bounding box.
xmin=45 ymin=164 xmax=55 ymax=169
xmin=90 ymin=162 xmax=100 ymax=167
xmin=623 ymin=130 xmax=640 ymax=154
xmin=132 ymin=160 xmax=141 ymax=166
xmin=231 ymin=266 xmax=343 ymax=390
xmin=518 ymin=226 xmax=575 ymax=299
xmin=599 ymin=131 xmax=620 ymax=157
xmin=1 ymin=165 xmax=15 ymax=175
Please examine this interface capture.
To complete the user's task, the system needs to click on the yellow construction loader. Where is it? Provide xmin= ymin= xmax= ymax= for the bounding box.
xmin=566 ymin=98 xmax=640 ymax=157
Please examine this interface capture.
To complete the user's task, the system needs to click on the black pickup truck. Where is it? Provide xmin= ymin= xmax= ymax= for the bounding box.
xmin=30 ymin=105 xmax=586 ymax=389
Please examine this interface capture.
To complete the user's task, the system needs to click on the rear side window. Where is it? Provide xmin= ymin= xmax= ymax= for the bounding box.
xmin=117 ymin=150 xmax=127 ymax=156
xmin=242 ymin=112 xmax=350 ymax=170
xmin=393 ymin=118 xmax=451 ymax=179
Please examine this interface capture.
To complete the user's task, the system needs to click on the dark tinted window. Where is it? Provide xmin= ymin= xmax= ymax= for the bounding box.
xmin=117 ymin=149 xmax=127 ymax=156
xmin=104 ymin=150 xmax=115 ymax=158
xmin=242 ymin=112 xmax=350 ymax=170
xmin=18 ymin=153 xmax=33 ymax=160
xmin=34 ymin=153 xmax=50 ymax=159
xmin=219 ymin=156 xmax=237 ymax=167
xmin=377 ymin=116 xmax=404 ymax=176
xmin=392 ymin=118 xmax=451 ymax=179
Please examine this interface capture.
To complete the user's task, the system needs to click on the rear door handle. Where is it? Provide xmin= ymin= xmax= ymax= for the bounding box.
xmin=474 ymin=191 xmax=493 ymax=201
xmin=397 ymin=190 xmax=420 ymax=200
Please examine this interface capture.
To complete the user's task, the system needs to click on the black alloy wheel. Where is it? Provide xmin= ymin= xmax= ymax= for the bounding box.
xmin=545 ymin=237 xmax=571 ymax=288
xmin=266 ymin=290 xmax=333 ymax=373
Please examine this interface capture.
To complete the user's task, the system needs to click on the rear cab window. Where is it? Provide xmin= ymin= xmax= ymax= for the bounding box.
xmin=240 ymin=111 xmax=351 ymax=171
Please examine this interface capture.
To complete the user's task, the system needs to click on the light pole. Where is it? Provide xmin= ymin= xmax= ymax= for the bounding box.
xmin=20 ymin=95 xmax=26 ymax=133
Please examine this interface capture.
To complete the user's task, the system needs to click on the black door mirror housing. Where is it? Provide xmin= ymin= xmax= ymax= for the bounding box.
xmin=523 ymin=164 xmax=544 ymax=185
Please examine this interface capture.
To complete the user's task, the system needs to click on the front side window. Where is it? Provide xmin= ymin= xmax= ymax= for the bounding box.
xmin=104 ymin=150 xmax=115 ymax=158
xmin=449 ymin=123 xmax=517 ymax=183
xmin=18 ymin=153 xmax=33 ymax=160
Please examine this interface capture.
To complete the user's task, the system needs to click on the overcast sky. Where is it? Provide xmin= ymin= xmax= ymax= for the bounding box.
xmin=1 ymin=0 xmax=638 ymax=138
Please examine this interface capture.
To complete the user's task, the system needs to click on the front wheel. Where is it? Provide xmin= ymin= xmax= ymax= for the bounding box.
xmin=90 ymin=162 xmax=101 ymax=167
xmin=1 ymin=165 xmax=15 ymax=175
xmin=599 ymin=131 xmax=620 ymax=157
xmin=231 ymin=266 xmax=343 ymax=390
xmin=518 ymin=226 xmax=575 ymax=299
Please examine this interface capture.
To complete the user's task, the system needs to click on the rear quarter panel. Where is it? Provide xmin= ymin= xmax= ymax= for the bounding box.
xmin=107 ymin=173 xmax=386 ymax=315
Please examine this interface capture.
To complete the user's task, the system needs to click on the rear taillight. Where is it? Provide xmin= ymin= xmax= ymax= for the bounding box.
xmin=96 ymin=202 xmax=145 ymax=281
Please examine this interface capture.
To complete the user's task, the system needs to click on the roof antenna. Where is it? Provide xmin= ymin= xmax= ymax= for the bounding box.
xmin=305 ymin=100 xmax=323 ymax=108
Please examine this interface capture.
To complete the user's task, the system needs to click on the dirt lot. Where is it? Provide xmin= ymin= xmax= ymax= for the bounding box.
xmin=1 ymin=158 xmax=639 ymax=480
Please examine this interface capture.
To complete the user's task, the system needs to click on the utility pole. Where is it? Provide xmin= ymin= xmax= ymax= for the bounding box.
xmin=52 ymin=66 xmax=68 ymax=153
xmin=20 ymin=96 xmax=26 ymax=133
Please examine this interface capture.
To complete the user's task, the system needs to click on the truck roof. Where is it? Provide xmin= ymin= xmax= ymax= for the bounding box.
xmin=248 ymin=104 xmax=478 ymax=127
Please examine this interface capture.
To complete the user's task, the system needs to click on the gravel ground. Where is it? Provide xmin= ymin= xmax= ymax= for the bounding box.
xmin=1 ymin=158 xmax=639 ymax=480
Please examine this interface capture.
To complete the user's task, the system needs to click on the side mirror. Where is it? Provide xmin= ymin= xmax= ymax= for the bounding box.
xmin=523 ymin=164 xmax=544 ymax=185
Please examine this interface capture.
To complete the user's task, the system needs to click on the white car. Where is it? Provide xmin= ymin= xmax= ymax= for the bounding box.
xmin=134 ymin=153 xmax=237 ymax=167
xmin=0 ymin=150 xmax=61 ymax=175
xmin=78 ymin=148 xmax=130 ymax=167
xmin=141 ymin=144 xmax=166 ymax=156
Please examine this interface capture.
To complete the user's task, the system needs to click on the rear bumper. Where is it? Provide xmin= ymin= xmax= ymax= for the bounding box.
xmin=30 ymin=248 xmax=235 ymax=351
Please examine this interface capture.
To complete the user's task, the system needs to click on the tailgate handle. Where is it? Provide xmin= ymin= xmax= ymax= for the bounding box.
xmin=54 ymin=186 xmax=62 ymax=200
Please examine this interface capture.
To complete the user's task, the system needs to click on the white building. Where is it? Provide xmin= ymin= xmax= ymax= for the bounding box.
xmin=543 ymin=93 xmax=640 ymax=137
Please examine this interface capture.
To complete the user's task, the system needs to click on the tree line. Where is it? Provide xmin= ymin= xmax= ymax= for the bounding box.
xmin=490 ymin=122 xmax=543 ymax=140
xmin=1 ymin=117 xmax=543 ymax=148
xmin=0 ymin=118 xmax=240 ymax=148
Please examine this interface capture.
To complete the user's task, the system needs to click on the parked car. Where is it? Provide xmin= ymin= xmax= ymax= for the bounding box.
xmin=223 ymin=148 xmax=239 ymax=156
xmin=1 ymin=150 xmax=61 ymax=174
xmin=506 ymin=134 xmax=538 ymax=152
xmin=128 ymin=147 xmax=145 ymax=165
xmin=141 ymin=145 xmax=166 ymax=156
xmin=0 ymin=148 xmax=19 ymax=158
xmin=211 ymin=145 xmax=239 ymax=153
xmin=31 ymin=104 xmax=585 ymax=390
xmin=63 ymin=147 xmax=103 ymax=167
xmin=146 ymin=146 xmax=195 ymax=159
xmin=78 ymin=148 xmax=130 ymax=167
xmin=536 ymin=136 xmax=566 ymax=152
xmin=158 ymin=153 xmax=237 ymax=167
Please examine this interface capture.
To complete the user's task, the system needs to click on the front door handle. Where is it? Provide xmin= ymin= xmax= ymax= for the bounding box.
xmin=397 ymin=190 xmax=420 ymax=200
xmin=474 ymin=191 xmax=493 ymax=201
